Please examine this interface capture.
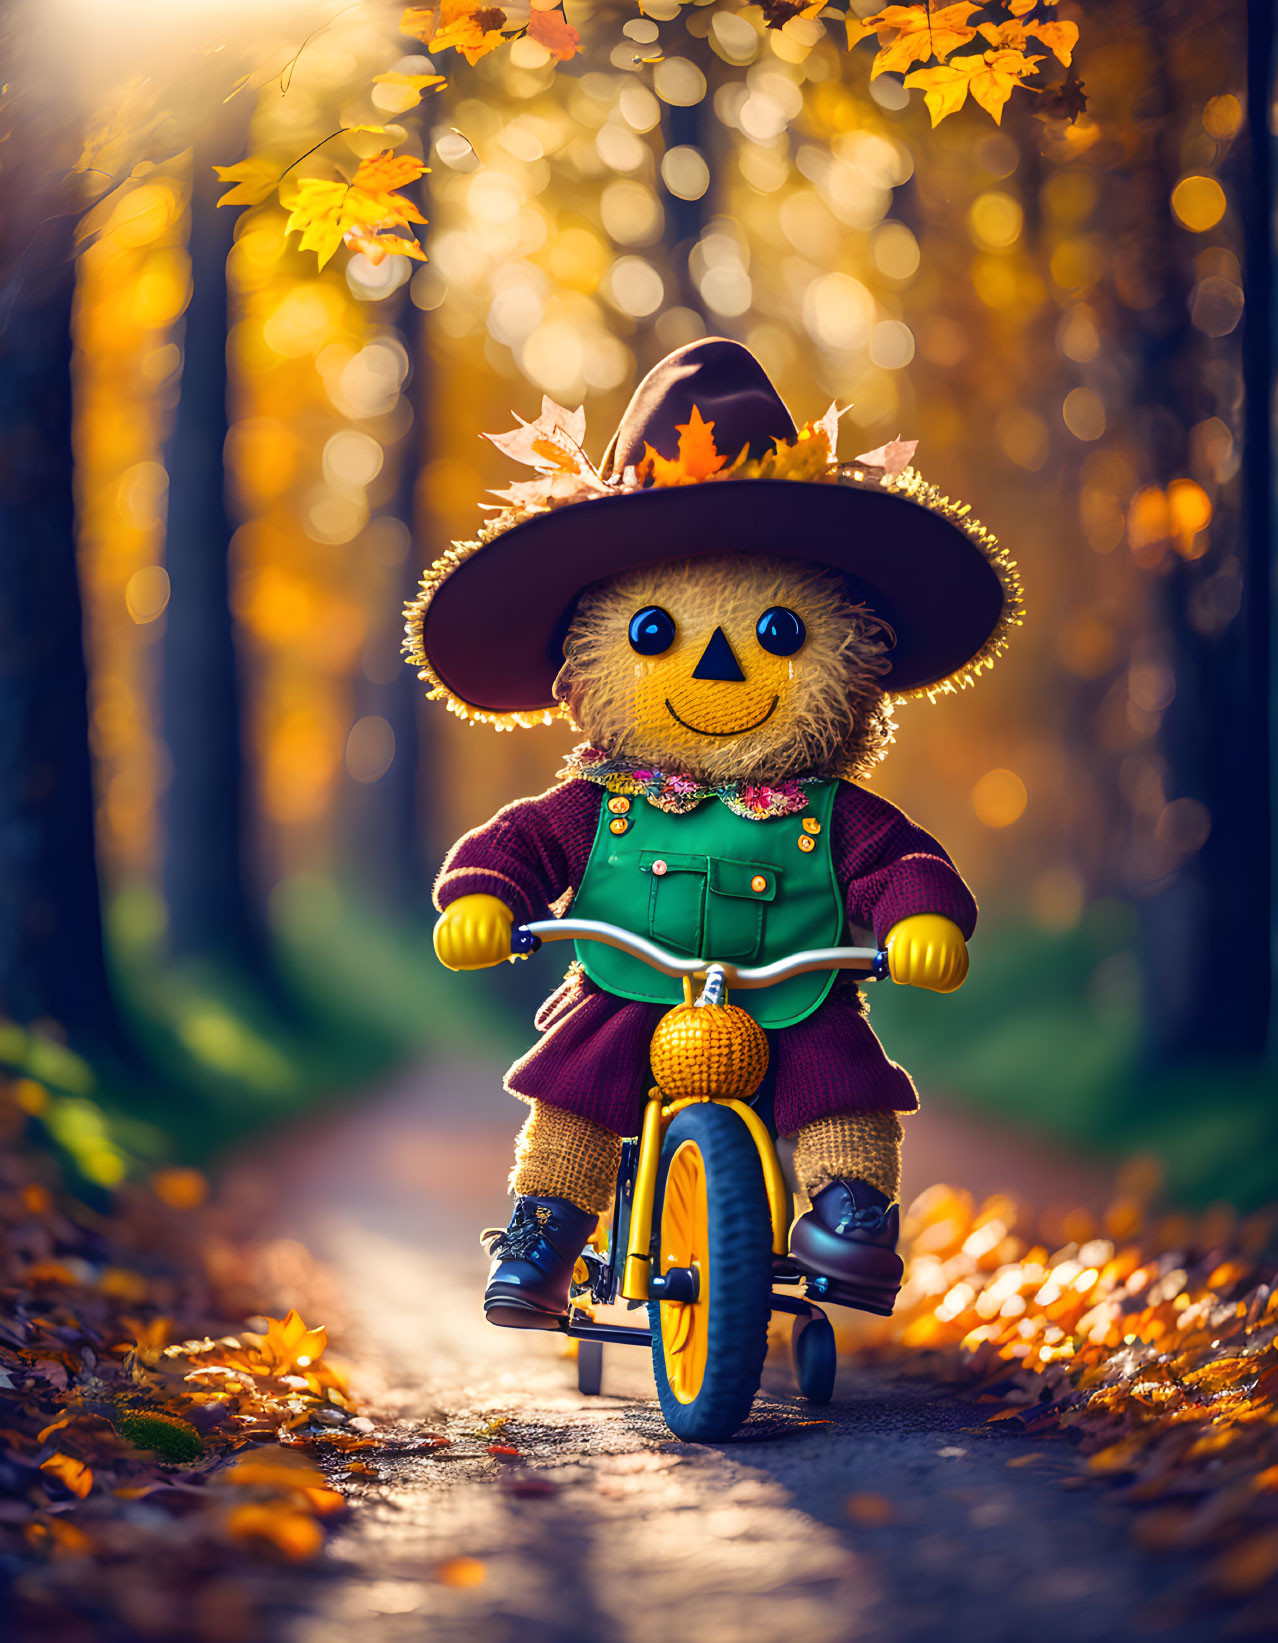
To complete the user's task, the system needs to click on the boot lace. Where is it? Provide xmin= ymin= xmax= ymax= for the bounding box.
xmin=481 ymin=1201 xmax=552 ymax=1259
xmin=836 ymin=1203 xmax=892 ymax=1236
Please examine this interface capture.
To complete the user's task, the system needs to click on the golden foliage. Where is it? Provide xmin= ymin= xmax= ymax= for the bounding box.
xmin=905 ymin=48 xmax=1044 ymax=126
xmin=851 ymin=1173 xmax=1278 ymax=1606
xmin=847 ymin=2 xmax=1073 ymax=125
xmin=282 ymin=150 xmax=428 ymax=270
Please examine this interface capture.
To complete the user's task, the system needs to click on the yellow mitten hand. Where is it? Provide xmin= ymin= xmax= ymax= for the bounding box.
xmin=433 ymin=894 xmax=514 ymax=971
xmin=885 ymin=913 xmax=969 ymax=993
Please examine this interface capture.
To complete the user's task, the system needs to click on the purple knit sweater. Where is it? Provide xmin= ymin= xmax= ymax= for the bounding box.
xmin=435 ymin=778 xmax=976 ymax=1136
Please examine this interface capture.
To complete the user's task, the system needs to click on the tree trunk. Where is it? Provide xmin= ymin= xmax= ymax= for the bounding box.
xmin=159 ymin=113 xmax=275 ymax=975
xmin=1139 ymin=2 xmax=1272 ymax=1062
xmin=0 ymin=79 xmax=120 ymax=1046
xmin=344 ymin=279 xmax=433 ymax=913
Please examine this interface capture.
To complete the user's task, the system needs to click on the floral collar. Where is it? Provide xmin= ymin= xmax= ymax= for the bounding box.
xmin=561 ymin=745 xmax=819 ymax=820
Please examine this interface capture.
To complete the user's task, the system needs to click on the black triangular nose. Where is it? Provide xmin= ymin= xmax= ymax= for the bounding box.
xmin=692 ymin=627 xmax=745 ymax=682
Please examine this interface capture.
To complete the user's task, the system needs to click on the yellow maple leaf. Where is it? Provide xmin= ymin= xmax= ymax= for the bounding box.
xmin=867 ymin=3 xmax=982 ymax=79
xmin=905 ymin=48 xmax=1042 ymax=126
xmin=283 ymin=177 xmax=355 ymax=269
xmin=213 ymin=157 xmax=280 ymax=209
xmin=284 ymin=152 xmax=428 ymax=269
xmin=254 ymin=1309 xmax=328 ymax=1376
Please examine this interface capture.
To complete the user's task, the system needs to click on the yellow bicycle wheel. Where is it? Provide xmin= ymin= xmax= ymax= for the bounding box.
xmin=657 ymin=1140 xmax=711 ymax=1403
xmin=649 ymin=1104 xmax=772 ymax=1443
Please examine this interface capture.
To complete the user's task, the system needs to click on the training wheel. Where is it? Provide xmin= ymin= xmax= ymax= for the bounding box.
xmin=791 ymin=1311 xmax=837 ymax=1404
xmin=577 ymin=1339 xmax=603 ymax=1396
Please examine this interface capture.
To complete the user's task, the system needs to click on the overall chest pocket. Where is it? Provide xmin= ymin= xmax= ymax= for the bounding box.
xmin=641 ymin=851 xmax=778 ymax=961
xmin=705 ymin=858 xmax=777 ymax=961
xmin=640 ymin=852 xmax=706 ymax=957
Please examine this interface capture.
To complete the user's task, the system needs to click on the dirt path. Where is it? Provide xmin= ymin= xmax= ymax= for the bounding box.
xmin=242 ymin=1060 xmax=1203 ymax=1643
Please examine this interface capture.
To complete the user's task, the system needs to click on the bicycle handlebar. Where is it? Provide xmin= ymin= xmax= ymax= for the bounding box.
xmin=510 ymin=917 xmax=891 ymax=988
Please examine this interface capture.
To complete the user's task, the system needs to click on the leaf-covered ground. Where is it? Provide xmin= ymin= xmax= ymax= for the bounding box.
xmin=3 ymin=1059 xmax=1277 ymax=1641
xmin=0 ymin=1074 xmax=381 ymax=1640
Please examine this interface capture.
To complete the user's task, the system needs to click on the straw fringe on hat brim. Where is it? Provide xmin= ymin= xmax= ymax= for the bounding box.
xmin=404 ymin=466 xmax=1023 ymax=729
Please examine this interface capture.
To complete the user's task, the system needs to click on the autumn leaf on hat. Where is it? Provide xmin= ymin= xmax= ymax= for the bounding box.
xmin=639 ymin=406 xmax=729 ymax=487
xmin=853 ymin=437 xmax=919 ymax=479
xmin=483 ymin=397 xmax=608 ymax=509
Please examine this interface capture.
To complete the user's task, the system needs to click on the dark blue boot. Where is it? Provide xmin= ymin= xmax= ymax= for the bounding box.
xmin=482 ymin=1195 xmax=597 ymax=1330
xmin=788 ymin=1179 xmax=903 ymax=1317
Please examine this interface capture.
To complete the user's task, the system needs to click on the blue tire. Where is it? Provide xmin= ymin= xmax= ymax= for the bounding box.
xmin=648 ymin=1103 xmax=772 ymax=1443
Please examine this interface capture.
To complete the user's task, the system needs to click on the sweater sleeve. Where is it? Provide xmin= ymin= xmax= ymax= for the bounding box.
xmin=433 ymin=779 xmax=602 ymax=921
xmin=832 ymin=783 xmax=978 ymax=947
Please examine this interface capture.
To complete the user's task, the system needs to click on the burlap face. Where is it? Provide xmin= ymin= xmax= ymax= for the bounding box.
xmin=558 ymin=555 xmax=896 ymax=786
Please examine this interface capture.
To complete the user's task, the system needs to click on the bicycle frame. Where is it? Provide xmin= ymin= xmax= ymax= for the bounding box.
xmin=513 ymin=918 xmax=888 ymax=1319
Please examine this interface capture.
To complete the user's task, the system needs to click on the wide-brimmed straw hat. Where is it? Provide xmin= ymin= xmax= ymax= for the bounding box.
xmin=405 ymin=338 xmax=1020 ymax=725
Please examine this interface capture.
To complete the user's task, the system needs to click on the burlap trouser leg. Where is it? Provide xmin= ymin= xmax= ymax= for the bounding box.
xmin=508 ymin=1100 xmax=622 ymax=1215
xmin=789 ymin=1110 xmax=904 ymax=1201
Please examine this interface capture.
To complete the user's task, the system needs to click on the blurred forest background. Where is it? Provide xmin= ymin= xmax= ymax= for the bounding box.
xmin=0 ymin=0 xmax=1272 ymax=1207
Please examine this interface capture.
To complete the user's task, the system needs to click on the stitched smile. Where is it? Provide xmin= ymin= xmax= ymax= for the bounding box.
xmin=664 ymin=696 xmax=780 ymax=737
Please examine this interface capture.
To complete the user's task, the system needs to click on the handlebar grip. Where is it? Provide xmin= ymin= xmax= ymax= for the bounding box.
xmin=510 ymin=924 xmax=542 ymax=956
xmin=871 ymin=949 xmax=891 ymax=981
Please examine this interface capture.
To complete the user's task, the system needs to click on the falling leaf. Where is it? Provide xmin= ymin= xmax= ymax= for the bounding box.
xmin=40 ymin=1453 xmax=93 ymax=1498
xmin=213 ymin=158 xmax=281 ymax=209
xmin=526 ymin=6 xmax=580 ymax=61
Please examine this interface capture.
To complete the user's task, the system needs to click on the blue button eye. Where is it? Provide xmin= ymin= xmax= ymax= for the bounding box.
xmin=629 ymin=606 xmax=676 ymax=656
xmin=756 ymin=607 xmax=806 ymax=657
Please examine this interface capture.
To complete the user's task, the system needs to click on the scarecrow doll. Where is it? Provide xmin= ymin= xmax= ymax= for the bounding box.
xmin=406 ymin=339 xmax=1019 ymax=1329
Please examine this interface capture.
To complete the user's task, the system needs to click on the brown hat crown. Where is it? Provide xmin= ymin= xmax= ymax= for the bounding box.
xmin=601 ymin=338 xmax=797 ymax=479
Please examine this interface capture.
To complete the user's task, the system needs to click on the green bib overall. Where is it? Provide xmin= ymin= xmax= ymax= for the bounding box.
xmin=571 ymin=781 xmax=843 ymax=1030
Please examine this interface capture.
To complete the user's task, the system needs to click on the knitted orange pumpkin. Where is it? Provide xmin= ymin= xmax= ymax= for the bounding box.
xmin=649 ymin=997 xmax=769 ymax=1101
